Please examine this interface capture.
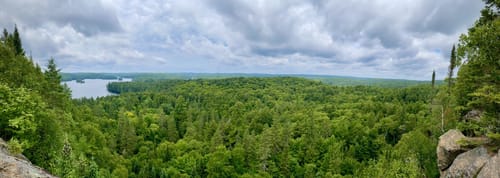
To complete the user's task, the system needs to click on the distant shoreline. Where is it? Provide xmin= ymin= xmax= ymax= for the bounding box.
xmin=61 ymin=72 xmax=443 ymax=88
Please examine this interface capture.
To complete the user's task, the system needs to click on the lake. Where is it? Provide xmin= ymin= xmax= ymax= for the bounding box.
xmin=63 ymin=78 xmax=132 ymax=99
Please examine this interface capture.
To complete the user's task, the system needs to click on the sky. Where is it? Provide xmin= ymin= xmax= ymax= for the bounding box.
xmin=0 ymin=0 xmax=485 ymax=80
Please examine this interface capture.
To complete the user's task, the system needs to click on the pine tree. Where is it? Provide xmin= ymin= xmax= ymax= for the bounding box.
xmin=2 ymin=28 xmax=13 ymax=49
xmin=1 ymin=28 xmax=8 ymax=42
xmin=43 ymin=58 xmax=67 ymax=108
xmin=45 ymin=58 xmax=62 ymax=86
xmin=166 ymin=116 xmax=179 ymax=142
xmin=431 ymin=70 xmax=436 ymax=89
xmin=12 ymin=25 xmax=24 ymax=56
xmin=447 ymin=45 xmax=456 ymax=93
xmin=116 ymin=111 xmax=138 ymax=156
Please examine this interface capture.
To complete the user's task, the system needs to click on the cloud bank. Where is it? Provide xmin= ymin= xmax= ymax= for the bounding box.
xmin=0 ymin=0 xmax=484 ymax=79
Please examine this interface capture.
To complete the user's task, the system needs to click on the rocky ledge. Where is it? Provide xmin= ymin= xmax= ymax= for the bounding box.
xmin=0 ymin=138 xmax=57 ymax=178
xmin=437 ymin=129 xmax=499 ymax=178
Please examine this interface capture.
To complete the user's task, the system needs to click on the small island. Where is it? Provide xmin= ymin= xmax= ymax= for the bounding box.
xmin=75 ymin=79 xmax=85 ymax=83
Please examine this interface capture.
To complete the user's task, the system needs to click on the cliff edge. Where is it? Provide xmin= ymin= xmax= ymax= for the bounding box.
xmin=0 ymin=138 xmax=57 ymax=178
xmin=437 ymin=129 xmax=499 ymax=178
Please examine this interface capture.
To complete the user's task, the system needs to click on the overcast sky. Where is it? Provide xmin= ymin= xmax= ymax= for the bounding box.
xmin=0 ymin=0 xmax=484 ymax=80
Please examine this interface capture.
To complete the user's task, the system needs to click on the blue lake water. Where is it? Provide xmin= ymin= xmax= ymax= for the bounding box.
xmin=63 ymin=78 xmax=132 ymax=99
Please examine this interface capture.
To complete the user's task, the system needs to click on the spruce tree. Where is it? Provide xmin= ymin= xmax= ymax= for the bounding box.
xmin=12 ymin=25 xmax=24 ymax=56
xmin=2 ymin=28 xmax=13 ymax=49
xmin=431 ymin=70 xmax=436 ymax=88
xmin=45 ymin=59 xmax=61 ymax=82
xmin=1 ymin=28 xmax=8 ymax=42
xmin=43 ymin=58 xmax=66 ymax=108
xmin=447 ymin=45 xmax=456 ymax=93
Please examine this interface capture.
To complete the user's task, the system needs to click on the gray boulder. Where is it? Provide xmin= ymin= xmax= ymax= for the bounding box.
xmin=0 ymin=138 xmax=57 ymax=178
xmin=477 ymin=150 xmax=500 ymax=178
xmin=442 ymin=146 xmax=489 ymax=178
xmin=464 ymin=109 xmax=482 ymax=122
xmin=437 ymin=129 xmax=467 ymax=171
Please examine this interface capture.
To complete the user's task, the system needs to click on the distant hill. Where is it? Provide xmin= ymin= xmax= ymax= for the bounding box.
xmin=61 ymin=72 xmax=442 ymax=88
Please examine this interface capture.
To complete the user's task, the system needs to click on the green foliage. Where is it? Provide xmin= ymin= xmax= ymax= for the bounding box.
xmin=457 ymin=138 xmax=488 ymax=149
xmin=358 ymin=152 xmax=421 ymax=178
xmin=394 ymin=130 xmax=438 ymax=177
xmin=43 ymin=58 xmax=70 ymax=108
xmin=1 ymin=26 xmax=24 ymax=56
xmin=7 ymin=138 xmax=23 ymax=154
xmin=447 ymin=45 xmax=457 ymax=93
xmin=0 ymin=26 xmax=445 ymax=177
xmin=0 ymin=39 xmax=44 ymax=90
xmin=63 ymin=72 xmax=433 ymax=88
xmin=455 ymin=0 xmax=499 ymax=135
xmin=12 ymin=25 xmax=24 ymax=56
xmin=486 ymin=132 xmax=500 ymax=148
xmin=63 ymin=77 xmax=440 ymax=177
xmin=0 ymin=27 xmax=74 ymax=176
xmin=2 ymin=3 xmax=497 ymax=177
xmin=0 ymin=84 xmax=44 ymax=150
xmin=111 ymin=166 xmax=128 ymax=178
xmin=487 ymin=132 xmax=500 ymax=141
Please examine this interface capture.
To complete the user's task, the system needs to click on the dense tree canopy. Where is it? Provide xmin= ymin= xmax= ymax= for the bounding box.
xmin=1 ymin=28 xmax=442 ymax=177
xmin=1 ymin=2 xmax=497 ymax=176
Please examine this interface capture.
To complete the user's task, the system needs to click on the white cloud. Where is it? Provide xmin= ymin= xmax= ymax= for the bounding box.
xmin=0 ymin=0 xmax=484 ymax=79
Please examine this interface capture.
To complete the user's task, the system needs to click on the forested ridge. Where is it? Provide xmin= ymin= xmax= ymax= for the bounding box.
xmin=1 ymin=29 xmax=442 ymax=177
xmin=1 ymin=1 xmax=498 ymax=177
xmin=0 ymin=34 xmax=443 ymax=177
xmin=62 ymin=72 xmax=435 ymax=88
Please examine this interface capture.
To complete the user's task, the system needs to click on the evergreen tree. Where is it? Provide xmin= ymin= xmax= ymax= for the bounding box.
xmin=43 ymin=58 xmax=68 ymax=108
xmin=455 ymin=0 xmax=499 ymax=133
xmin=1 ymin=28 xmax=8 ymax=42
xmin=431 ymin=70 xmax=436 ymax=88
xmin=116 ymin=111 xmax=138 ymax=157
xmin=44 ymin=58 xmax=62 ymax=87
xmin=2 ymin=28 xmax=13 ymax=50
xmin=166 ymin=116 xmax=179 ymax=142
xmin=447 ymin=45 xmax=456 ymax=93
xmin=12 ymin=25 xmax=24 ymax=56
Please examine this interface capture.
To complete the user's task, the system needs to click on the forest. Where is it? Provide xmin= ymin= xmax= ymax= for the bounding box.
xmin=62 ymin=72 xmax=435 ymax=88
xmin=0 ymin=1 xmax=498 ymax=178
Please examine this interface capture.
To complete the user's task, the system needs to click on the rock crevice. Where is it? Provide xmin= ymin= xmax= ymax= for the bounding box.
xmin=437 ymin=129 xmax=499 ymax=178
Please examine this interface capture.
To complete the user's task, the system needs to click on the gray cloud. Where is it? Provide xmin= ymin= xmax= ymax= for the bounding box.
xmin=405 ymin=0 xmax=484 ymax=34
xmin=0 ymin=0 xmax=122 ymax=36
xmin=0 ymin=0 xmax=485 ymax=80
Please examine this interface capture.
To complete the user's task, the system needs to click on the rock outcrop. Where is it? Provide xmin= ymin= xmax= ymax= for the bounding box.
xmin=437 ymin=129 xmax=467 ymax=171
xmin=437 ymin=130 xmax=500 ymax=178
xmin=477 ymin=150 xmax=500 ymax=178
xmin=442 ymin=146 xmax=489 ymax=178
xmin=0 ymin=138 xmax=57 ymax=178
xmin=463 ymin=109 xmax=482 ymax=122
